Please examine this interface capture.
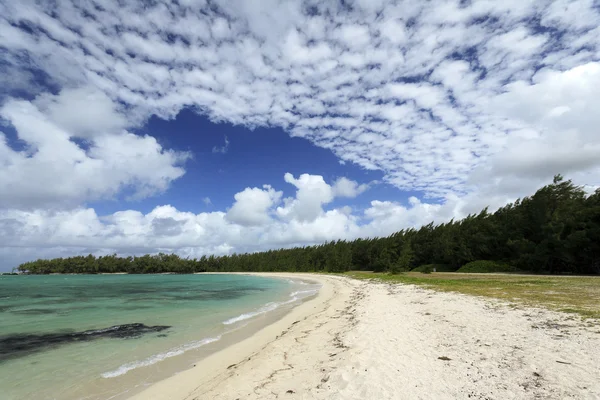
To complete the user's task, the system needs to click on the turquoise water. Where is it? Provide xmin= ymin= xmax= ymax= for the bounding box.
xmin=0 ymin=274 xmax=319 ymax=400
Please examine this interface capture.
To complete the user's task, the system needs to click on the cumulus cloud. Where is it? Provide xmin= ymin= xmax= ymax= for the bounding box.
xmin=0 ymin=173 xmax=455 ymax=268
xmin=0 ymin=88 xmax=190 ymax=209
xmin=277 ymin=173 xmax=335 ymax=222
xmin=226 ymin=185 xmax=282 ymax=226
xmin=333 ymin=177 xmax=370 ymax=198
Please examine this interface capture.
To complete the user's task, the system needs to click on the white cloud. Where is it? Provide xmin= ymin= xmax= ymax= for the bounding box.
xmin=1 ymin=169 xmax=589 ymax=269
xmin=361 ymin=198 xmax=446 ymax=238
xmin=2 ymin=0 xmax=598 ymax=198
xmin=492 ymin=63 xmax=600 ymax=145
xmin=226 ymin=185 xmax=282 ymax=226
xmin=0 ymin=173 xmax=453 ymax=267
xmin=0 ymin=89 xmax=190 ymax=209
xmin=471 ymin=62 xmax=600 ymax=188
xmin=274 ymin=174 xmax=371 ymax=223
xmin=277 ymin=173 xmax=335 ymax=222
xmin=1 ymin=0 xmax=600 ymax=266
xmin=33 ymin=87 xmax=128 ymax=138
xmin=332 ymin=177 xmax=370 ymax=198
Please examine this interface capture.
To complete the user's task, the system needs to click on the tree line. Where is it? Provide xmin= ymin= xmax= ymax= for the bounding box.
xmin=17 ymin=175 xmax=600 ymax=275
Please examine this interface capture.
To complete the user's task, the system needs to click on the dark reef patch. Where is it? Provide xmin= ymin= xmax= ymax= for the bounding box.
xmin=0 ymin=323 xmax=171 ymax=361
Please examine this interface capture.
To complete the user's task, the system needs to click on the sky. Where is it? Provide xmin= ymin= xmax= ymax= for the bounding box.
xmin=1 ymin=0 xmax=600 ymax=271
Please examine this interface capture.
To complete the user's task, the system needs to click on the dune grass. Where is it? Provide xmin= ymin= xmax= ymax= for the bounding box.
xmin=345 ymin=271 xmax=600 ymax=319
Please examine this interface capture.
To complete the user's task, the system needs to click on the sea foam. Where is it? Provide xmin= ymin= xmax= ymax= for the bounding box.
xmin=101 ymin=336 xmax=221 ymax=378
xmin=222 ymin=285 xmax=320 ymax=326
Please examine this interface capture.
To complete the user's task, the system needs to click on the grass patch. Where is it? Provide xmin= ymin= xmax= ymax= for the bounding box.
xmin=345 ymin=271 xmax=600 ymax=319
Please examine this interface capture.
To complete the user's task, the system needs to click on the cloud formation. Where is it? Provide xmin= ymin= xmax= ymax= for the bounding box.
xmin=1 ymin=0 xmax=600 ymax=266
xmin=0 ymin=173 xmax=452 ymax=267
xmin=2 ymin=0 xmax=599 ymax=196
xmin=226 ymin=185 xmax=282 ymax=226
xmin=0 ymin=170 xmax=559 ymax=268
xmin=0 ymin=88 xmax=190 ymax=209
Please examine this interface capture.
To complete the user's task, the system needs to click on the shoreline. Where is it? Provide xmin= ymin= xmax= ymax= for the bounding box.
xmin=128 ymin=273 xmax=600 ymax=400
xmin=1 ymin=273 xmax=325 ymax=400
xmin=78 ymin=273 xmax=324 ymax=400
xmin=127 ymin=272 xmax=346 ymax=400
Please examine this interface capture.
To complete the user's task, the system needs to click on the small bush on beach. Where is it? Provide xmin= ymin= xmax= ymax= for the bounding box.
xmin=418 ymin=265 xmax=433 ymax=274
xmin=388 ymin=264 xmax=402 ymax=275
xmin=457 ymin=260 xmax=517 ymax=273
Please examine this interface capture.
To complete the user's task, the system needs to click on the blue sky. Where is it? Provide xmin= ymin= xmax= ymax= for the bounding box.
xmin=1 ymin=0 xmax=599 ymax=270
xmin=118 ymin=109 xmax=393 ymax=216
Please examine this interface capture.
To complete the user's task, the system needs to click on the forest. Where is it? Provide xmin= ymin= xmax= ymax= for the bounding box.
xmin=17 ymin=175 xmax=600 ymax=275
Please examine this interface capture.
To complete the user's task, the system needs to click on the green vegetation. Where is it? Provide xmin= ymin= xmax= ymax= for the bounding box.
xmin=391 ymin=240 xmax=413 ymax=274
xmin=415 ymin=264 xmax=433 ymax=274
xmin=17 ymin=175 xmax=600 ymax=276
xmin=346 ymin=272 xmax=600 ymax=319
xmin=457 ymin=260 xmax=517 ymax=273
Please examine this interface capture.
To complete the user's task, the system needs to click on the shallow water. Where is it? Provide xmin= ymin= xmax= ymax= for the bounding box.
xmin=0 ymin=274 xmax=319 ymax=400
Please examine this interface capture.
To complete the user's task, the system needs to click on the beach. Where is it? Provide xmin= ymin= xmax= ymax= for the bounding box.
xmin=130 ymin=273 xmax=600 ymax=399
xmin=0 ymin=274 xmax=321 ymax=400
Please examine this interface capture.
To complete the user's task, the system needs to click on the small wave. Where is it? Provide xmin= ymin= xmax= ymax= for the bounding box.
xmin=286 ymin=279 xmax=310 ymax=285
xmin=223 ymin=285 xmax=320 ymax=326
xmin=101 ymin=336 xmax=221 ymax=378
xmin=222 ymin=301 xmax=289 ymax=325
xmin=289 ymin=288 xmax=320 ymax=298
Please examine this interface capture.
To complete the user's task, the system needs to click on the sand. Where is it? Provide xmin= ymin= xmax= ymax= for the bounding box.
xmin=129 ymin=274 xmax=600 ymax=400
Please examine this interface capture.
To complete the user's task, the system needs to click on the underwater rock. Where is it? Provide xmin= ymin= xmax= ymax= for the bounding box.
xmin=0 ymin=323 xmax=170 ymax=361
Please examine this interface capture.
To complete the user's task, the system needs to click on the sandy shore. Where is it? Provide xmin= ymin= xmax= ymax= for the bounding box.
xmin=130 ymin=274 xmax=600 ymax=399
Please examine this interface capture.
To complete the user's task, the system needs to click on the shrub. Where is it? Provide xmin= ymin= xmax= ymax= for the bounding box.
xmin=457 ymin=260 xmax=517 ymax=273
xmin=389 ymin=264 xmax=402 ymax=275
xmin=419 ymin=265 xmax=433 ymax=274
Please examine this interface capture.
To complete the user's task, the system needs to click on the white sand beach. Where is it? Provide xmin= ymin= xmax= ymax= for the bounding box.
xmin=130 ymin=274 xmax=600 ymax=399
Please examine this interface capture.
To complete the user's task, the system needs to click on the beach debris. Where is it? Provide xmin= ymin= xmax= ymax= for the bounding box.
xmin=556 ymin=360 xmax=571 ymax=365
xmin=286 ymin=389 xmax=295 ymax=394
xmin=438 ymin=356 xmax=452 ymax=361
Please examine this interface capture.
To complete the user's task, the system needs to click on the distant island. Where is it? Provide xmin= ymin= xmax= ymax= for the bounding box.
xmin=17 ymin=175 xmax=600 ymax=276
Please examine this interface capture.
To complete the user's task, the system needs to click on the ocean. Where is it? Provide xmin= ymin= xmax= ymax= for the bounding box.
xmin=0 ymin=273 xmax=319 ymax=400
